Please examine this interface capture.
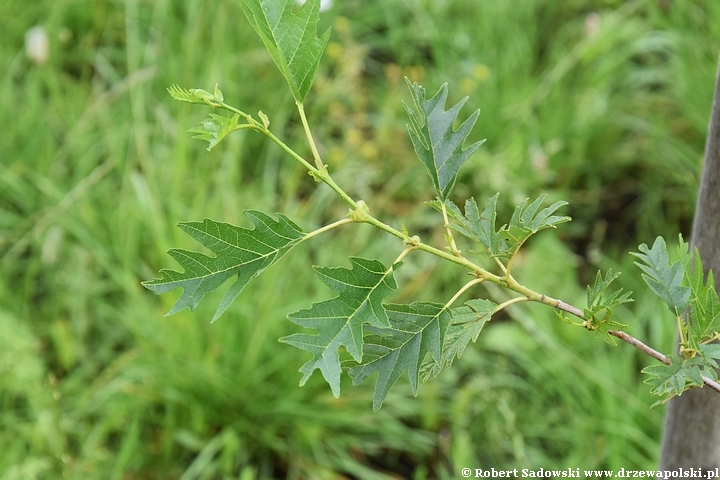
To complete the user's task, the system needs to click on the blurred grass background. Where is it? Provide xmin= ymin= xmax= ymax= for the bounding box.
xmin=1 ymin=0 xmax=719 ymax=477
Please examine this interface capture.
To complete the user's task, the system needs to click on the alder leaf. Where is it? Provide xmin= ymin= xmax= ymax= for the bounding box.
xmin=404 ymin=79 xmax=484 ymax=200
xmin=501 ymin=194 xmax=571 ymax=255
xmin=642 ymin=354 xmax=708 ymax=398
xmin=676 ymin=237 xmax=720 ymax=348
xmin=239 ymin=0 xmax=330 ymax=103
xmin=189 ymin=113 xmax=240 ymax=151
xmin=142 ymin=211 xmax=305 ymax=321
xmin=421 ymin=298 xmax=495 ymax=381
xmin=631 ymin=236 xmax=691 ymax=316
xmin=431 ymin=194 xmax=570 ymax=258
xmin=583 ymin=269 xmax=633 ymax=344
xmin=345 ymin=302 xmax=450 ymax=411
xmin=281 ymin=258 xmax=401 ymax=397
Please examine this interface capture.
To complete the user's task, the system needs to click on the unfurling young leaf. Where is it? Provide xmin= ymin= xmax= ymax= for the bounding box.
xmin=280 ymin=258 xmax=401 ymax=397
xmin=239 ymin=0 xmax=330 ymax=103
xmin=404 ymin=79 xmax=484 ymax=200
xmin=168 ymin=84 xmax=224 ymax=107
xmin=631 ymin=236 xmax=691 ymax=317
xmin=585 ymin=270 xmax=634 ymax=320
xmin=421 ymin=298 xmax=496 ymax=381
xmin=189 ymin=113 xmax=240 ymax=151
xmin=582 ymin=269 xmax=633 ymax=344
xmin=142 ymin=211 xmax=305 ymax=321
xmin=347 ymin=302 xmax=451 ymax=411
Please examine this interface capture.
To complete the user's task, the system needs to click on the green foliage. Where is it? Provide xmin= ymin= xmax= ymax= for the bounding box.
xmin=629 ymin=236 xmax=720 ymax=401
xmin=642 ymin=355 xmax=709 ymax=398
xmin=238 ymin=0 xmax=330 ymax=103
xmin=189 ymin=113 xmax=241 ymax=151
xmin=280 ymin=258 xmax=401 ymax=397
xmin=8 ymin=0 xmax=720 ymax=474
xmin=404 ymin=79 xmax=484 ymax=201
xmin=677 ymin=237 xmax=720 ymax=350
xmin=436 ymin=193 xmax=571 ymax=257
xmin=584 ymin=270 xmax=633 ymax=344
xmin=142 ymin=211 xmax=305 ymax=321
xmin=421 ymin=298 xmax=496 ymax=380
xmin=143 ymin=0 xmax=720 ymax=413
xmin=631 ymin=236 xmax=691 ymax=317
xmin=346 ymin=302 xmax=451 ymax=411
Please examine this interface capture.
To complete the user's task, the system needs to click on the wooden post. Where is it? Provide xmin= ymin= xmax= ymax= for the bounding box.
xmin=658 ymin=60 xmax=720 ymax=469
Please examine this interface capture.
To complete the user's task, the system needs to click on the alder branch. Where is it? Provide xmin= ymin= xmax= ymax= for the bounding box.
xmin=608 ymin=330 xmax=720 ymax=394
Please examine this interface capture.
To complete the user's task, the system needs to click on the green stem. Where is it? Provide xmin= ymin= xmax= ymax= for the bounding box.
xmin=302 ymin=218 xmax=354 ymax=242
xmin=445 ymin=278 xmax=485 ymax=308
xmin=297 ymin=102 xmax=324 ymax=170
xmin=495 ymin=296 xmax=530 ymax=311
xmin=440 ymin=200 xmax=460 ymax=256
xmin=675 ymin=315 xmax=686 ymax=346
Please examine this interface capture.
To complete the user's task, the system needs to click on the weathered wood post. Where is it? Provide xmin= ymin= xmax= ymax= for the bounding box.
xmin=658 ymin=60 xmax=720 ymax=469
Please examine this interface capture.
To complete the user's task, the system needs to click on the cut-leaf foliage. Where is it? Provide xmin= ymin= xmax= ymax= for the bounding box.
xmin=143 ymin=211 xmax=305 ymax=321
xmin=404 ymin=79 xmax=483 ymax=200
xmin=676 ymin=236 xmax=720 ymax=349
xmin=501 ymin=195 xmax=571 ymax=254
xmin=431 ymin=194 xmax=570 ymax=257
xmin=189 ymin=113 xmax=240 ymax=151
xmin=421 ymin=298 xmax=495 ymax=381
xmin=239 ymin=0 xmax=330 ymax=103
xmin=583 ymin=269 xmax=633 ymax=343
xmin=347 ymin=302 xmax=451 ymax=411
xmin=631 ymin=236 xmax=690 ymax=316
xmin=643 ymin=354 xmax=710 ymax=399
xmin=281 ymin=258 xmax=400 ymax=397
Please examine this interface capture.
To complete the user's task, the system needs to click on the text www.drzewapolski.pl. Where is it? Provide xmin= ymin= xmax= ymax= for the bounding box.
xmin=461 ymin=468 xmax=720 ymax=479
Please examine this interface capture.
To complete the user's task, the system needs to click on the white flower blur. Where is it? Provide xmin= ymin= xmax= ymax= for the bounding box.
xmin=25 ymin=26 xmax=49 ymax=66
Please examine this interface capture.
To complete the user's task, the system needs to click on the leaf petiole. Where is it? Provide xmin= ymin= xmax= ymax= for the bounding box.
xmin=297 ymin=102 xmax=325 ymax=170
xmin=444 ymin=278 xmax=485 ymax=308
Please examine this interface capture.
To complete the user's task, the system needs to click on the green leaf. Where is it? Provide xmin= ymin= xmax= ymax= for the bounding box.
xmin=142 ymin=211 xmax=305 ymax=321
xmin=643 ymin=354 xmax=709 ymax=398
xmin=585 ymin=269 xmax=634 ymax=317
xmin=239 ymin=0 xmax=330 ymax=103
xmin=281 ymin=258 xmax=401 ymax=397
xmin=583 ymin=269 xmax=633 ymax=344
xmin=631 ymin=236 xmax=691 ymax=316
xmin=404 ymin=79 xmax=484 ymax=200
xmin=676 ymin=237 xmax=720 ymax=348
xmin=346 ymin=302 xmax=451 ymax=411
xmin=421 ymin=298 xmax=495 ymax=381
xmin=168 ymin=84 xmax=224 ymax=107
xmin=501 ymin=194 xmax=571 ymax=255
xmin=189 ymin=113 xmax=240 ymax=151
xmin=432 ymin=194 xmax=570 ymax=257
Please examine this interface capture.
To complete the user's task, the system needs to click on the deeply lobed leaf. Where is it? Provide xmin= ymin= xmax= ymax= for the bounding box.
xmin=421 ymin=298 xmax=495 ymax=381
xmin=347 ymin=302 xmax=451 ymax=411
xmin=631 ymin=236 xmax=691 ymax=317
xmin=239 ymin=0 xmax=330 ymax=103
xmin=432 ymin=194 xmax=570 ymax=258
xmin=404 ymin=79 xmax=484 ymax=201
xmin=281 ymin=258 xmax=401 ymax=397
xmin=643 ymin=355 xmax=711 ymax=400
xmin=143 ymin=211 xmax=305 ymax=321
xmin=501 ymin=194 xmax=571 ymax=255
xmin=676 ymin=236 xmax=720 ymax=348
